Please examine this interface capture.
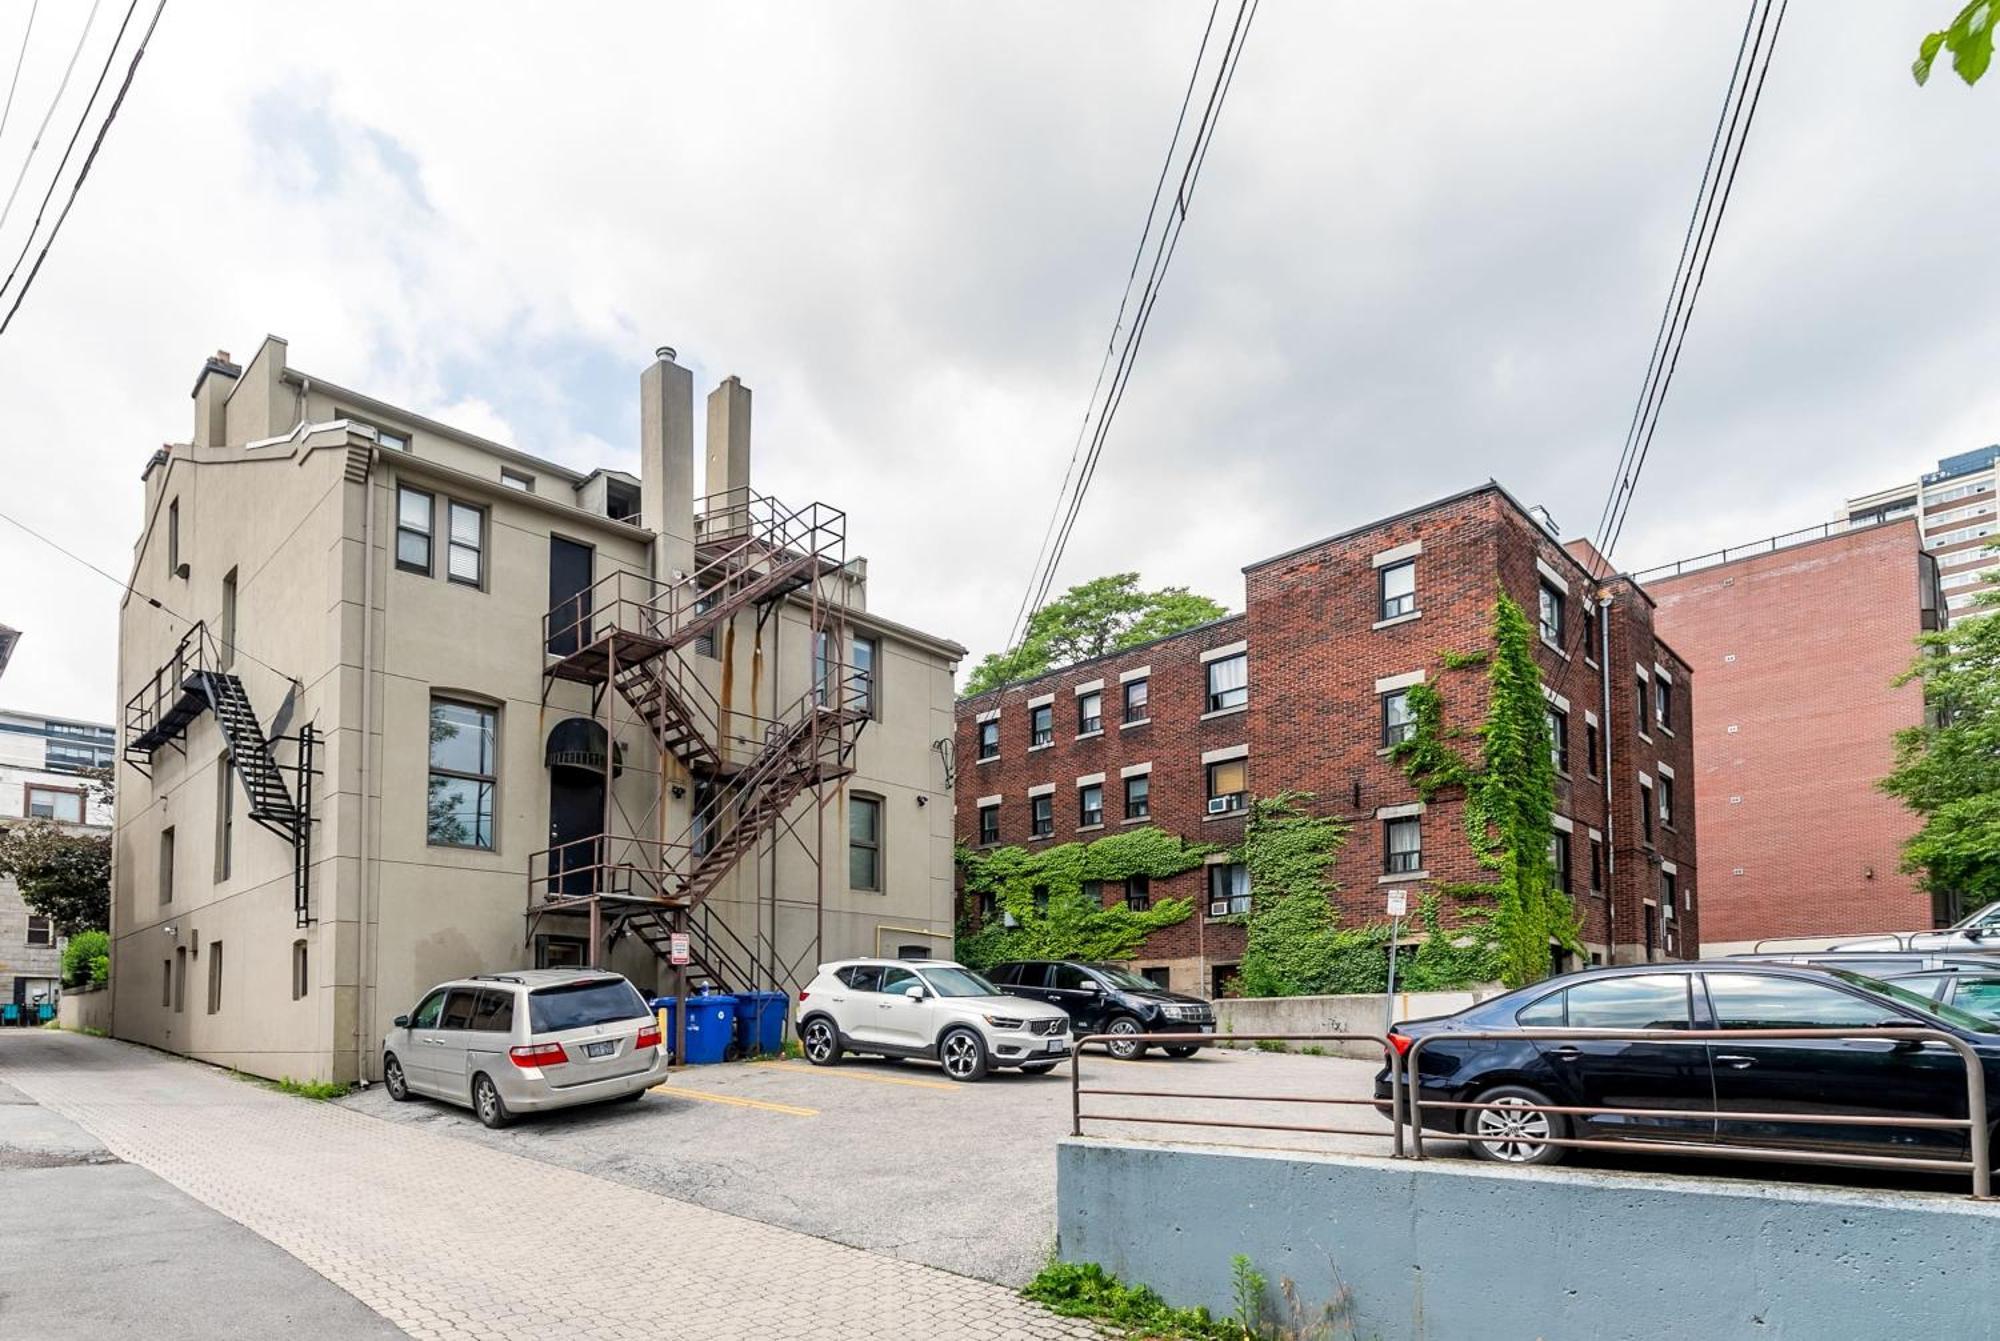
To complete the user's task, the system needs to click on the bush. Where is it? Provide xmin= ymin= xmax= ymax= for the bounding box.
xmin=61 ymin=929 xmax=109 ymax=988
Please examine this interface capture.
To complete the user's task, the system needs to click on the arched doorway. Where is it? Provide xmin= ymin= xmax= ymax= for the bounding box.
xmin=545 ymin=717 xmax=618 ymax=898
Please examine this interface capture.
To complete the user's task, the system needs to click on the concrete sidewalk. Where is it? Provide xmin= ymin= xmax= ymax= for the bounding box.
xmin=0 ymin=1032 xmax=1095 ymax=1341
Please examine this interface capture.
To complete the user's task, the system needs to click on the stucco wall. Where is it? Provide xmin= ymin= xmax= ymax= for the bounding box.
xmin=57 ymin=986 xmax=112 ymax=1033
xmin=1058 ymin=1139 xmax=2000 ymax=1340
xmin=1208 ymin=990 xmax=1480 ymax=1058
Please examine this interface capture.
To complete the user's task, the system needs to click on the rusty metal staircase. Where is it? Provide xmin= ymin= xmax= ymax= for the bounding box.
xmin=125 ymin=621 xmax=318 ymax=926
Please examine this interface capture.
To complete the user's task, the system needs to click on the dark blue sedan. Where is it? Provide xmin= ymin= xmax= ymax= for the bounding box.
xmin=1373 ymin=961 xmax=2000 ymax=1167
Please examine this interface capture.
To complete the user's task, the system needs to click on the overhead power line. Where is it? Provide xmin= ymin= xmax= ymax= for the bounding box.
xmin=0 ymin=0 xmax=42 ymax=151
xmin=1005 ymin=0 xmax=1260 ymax=651
xmin=0 ymin=0 xmax=158 ymax=335
xmin=0 ymin=0 xmax=108 ymax=242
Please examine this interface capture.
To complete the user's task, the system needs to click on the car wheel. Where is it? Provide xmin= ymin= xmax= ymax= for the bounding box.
xmin=1464 ymin=1085 xmax=1565 ymax=1165
xmin=1103 ymin=1016 xmax=1147 ymax=1061
xmin=471 ymin=1073 xmax=513 ymax=1130
xmin=801 ymin=1017 xmax=842 ymax=1067
xmin=383 ymin=1054 xmax=409 ymax=1102
xmin=1019 ymin=1062 xmax=1060 ymax=1075
xmin=938 ymin=1027 xmax=989 ymax=1083
xmin=1163 ymin=1045 xmax=1201 ymax=1059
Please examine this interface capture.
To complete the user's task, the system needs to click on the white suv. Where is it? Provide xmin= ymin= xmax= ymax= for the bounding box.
xmin=795 ymin=958 xmax=1072 ymax=1082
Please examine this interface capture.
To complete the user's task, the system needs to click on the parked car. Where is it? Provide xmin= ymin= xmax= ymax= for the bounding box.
xmin=794 ymin=958 xmax=1071 ymax=1082
xmin=986 ymin=960 xmax=1215 ymax=1059
xmin=382 ymin=969 xmax=667 ymax=1128
xmin=1883 ymin=969 xmax=2000 ymax=1023
xmin=1374 ymin=961 xmax=2000 ymax=1167
xmin=1826 ymin=901 xmax=2000 ymax=952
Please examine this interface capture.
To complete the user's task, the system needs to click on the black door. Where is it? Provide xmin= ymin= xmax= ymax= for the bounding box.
xmin=548 ymin=536 xmax=594 ymax=657
xmin=1702 ymin=970 xmax=1970 ymax=1158
xmin=548 ymin=767 xmax=605 ymax=897
xmin=1529 ymin=972 xmax=1717 ymax=1142
xmin=1047 ymin=963 xmax=1109 ymax=1034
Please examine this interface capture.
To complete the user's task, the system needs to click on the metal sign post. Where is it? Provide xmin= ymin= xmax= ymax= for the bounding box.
xmin=1384 ymin=888 xmax=1408 ymax=1032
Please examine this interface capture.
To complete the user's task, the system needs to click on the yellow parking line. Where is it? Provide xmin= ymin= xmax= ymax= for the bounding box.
xmin=651 ymin=1085 xmax=818 ymax=1117
xmin=774 ymin=1062 xmax=960 ymax=1093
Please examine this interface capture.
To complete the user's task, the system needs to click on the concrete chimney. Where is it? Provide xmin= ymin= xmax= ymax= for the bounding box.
xmin=704 ymin=375 xmax=752 ymax=503
xmin=640 ymin=347 xmax=696 ymax=581
xmin=190 ymin=349 xmax=240 ymax=447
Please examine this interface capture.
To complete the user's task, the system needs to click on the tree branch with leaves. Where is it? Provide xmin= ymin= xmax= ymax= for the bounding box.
xmin=965 ymin=573 xmax=1229 ymax=696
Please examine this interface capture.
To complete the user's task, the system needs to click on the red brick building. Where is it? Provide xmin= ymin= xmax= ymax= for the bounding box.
xmin=1644 ymin=519 xmax=1943 ymax=952
xmin=955 ymin=484 xmax=1699 ymax=994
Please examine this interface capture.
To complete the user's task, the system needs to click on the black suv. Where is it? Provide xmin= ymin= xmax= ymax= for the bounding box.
xmin=987 ymin=960 xmax=1214 ymax=1059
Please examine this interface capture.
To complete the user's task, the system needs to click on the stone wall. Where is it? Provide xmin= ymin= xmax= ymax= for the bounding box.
xmin=1208 ymin=989 xmax=1481 ymax=1058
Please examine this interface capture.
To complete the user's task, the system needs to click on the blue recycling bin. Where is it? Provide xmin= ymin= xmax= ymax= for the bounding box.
xmin=731 ymin=991 xmax=789 ymax=1057
xmin=679 ymin=993 xmax=737 ymax=1065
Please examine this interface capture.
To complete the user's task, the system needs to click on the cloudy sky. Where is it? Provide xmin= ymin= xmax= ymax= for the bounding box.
xmin=0 ymin=1 xmax=1994 ymax=723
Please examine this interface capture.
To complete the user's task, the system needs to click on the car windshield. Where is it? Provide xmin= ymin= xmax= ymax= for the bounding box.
xmin=1952 ymin=901 xmax=2000 ymax=930
xmin=1824 ymin=969 xmax=1994 ymax=1033
xmin=527 ymin=978 xmax=648 ymax=1032
xmin=919 ymin=966 xmax=1001 ymax=998
xmin=1087 ymin=965 xmax=1161 ymax=992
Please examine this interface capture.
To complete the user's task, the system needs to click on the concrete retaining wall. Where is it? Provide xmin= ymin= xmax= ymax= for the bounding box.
xmin=57 ymin=987 xmax=111 ymax=1034
xmin=1209 ymin=990 xmax=1480 ymax=1058
xmin=1058 ymin=1138 xmax=2000 ymax=1340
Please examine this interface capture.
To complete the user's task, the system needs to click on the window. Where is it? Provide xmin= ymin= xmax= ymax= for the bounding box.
xmin=1705 ymin=973 xmax=1890 ymax=1030
xmin=1653 ymin=676 xmax=1672 ymax=732
xmin=1078 ymin=783 xmax=1104 ymax=828
xmin=25 ymin=786 xmax=81 ymax=822
xmin=1382 ymin=690 xmax=1415 ymax=747
xmin=1207 ymin=862 xmax=1251 ymax=916
xmin=501 ymin=468 xmax=535 ymax=492
xmin=853 ymin=636 xmax=879 ymax=718
xmin=447 ymin=501 xmax=484 ymax=586
xmin=1515 ymin=990 xmax=1565 ymax=1028
xmin=215 ymin=755 xmax=234 ymax=881
xmin=1205 ymin=757 xmax=1248 ymax=813
xmin=1205 ymin=653 xmax=1248 ymax=713
xmin=1030 ymin=794 xmax=1054 ymax=838
xmin=1563 ymin=974 xmax=1690 ymax=1029
xmin=167 ymin=496 xmax=181 ymax=576
xmin=606 ymin=479 xmax=641 ymax=523
xmin=1582 ymin=605 xmax=1599 ymax=660
xmin=1032 ymin=884 xmax=1050 ymax=915
xmin=439 ymin=988 xmax=479 ymax=1029
xmin=1379 ymin=560 xmax=1416 ymax=620
xmin=1077 ymin=690 xmax=1102 ymax=735
xmin=1639 ymin=780 xmax=1654 ymax=844
xmin=1384 ymin=816 xmax=1422 ymax=873
xmin=1029 ymin=704 xmax=1053 ymax=748
xmin=159 ymin=827 xmax=175 ymax=906
xmin=1550 ymin=832 xmax=1571 ymax=893
xmin=879 ymin=965 xmax=919 ymax=997
xmin=220 ymin=567 xmax=238 ymax=670
xmin=978 ymin=719 xmax=1000 ymax=760
xmin=1635 ymin=674 xmax=1651 ymax=734
xmin=1585 ymin=719 xmax=1601 ymax=777
xmin=396 ymin=487 xmax=433 ymax=573
xmin=291 ymin=940 xmax=308 ymax=1001
xmin=849 ymin=794 xmax=882 ymax=890
xmin=1589 ymin=834 xmax=1604 ymax=891
xmin=1081 ymin=879 xmax=1103 ymax=904
xmin=1659 ymin=774 xmax=1675 ymax=828
xmin=206 ymin=940 xmax=224 ymax=1015
xmin=1661 ymin=869 xmax=1677 ymax=912
xmin=1123 ymin=677 xmax=1149 ymax=722
xmin=173 ymin=947 xmax=186 ymax=1014
xmin=1140 ymin=966 xmax=1169 ymax=988
xmin=25 ymin=914 xmax=52 ymax=946
xmin=1538 ymin=581 xmax=1565 ymax=643
xmin=1124 ymin=773 xmax=1150 ymax=820
xmin=471 ymin=988 xmax=516 ymax=1032
xmin=1126 ymin=875 xmax=1151 ymax=911
xmin=162 ymin=959 xmax=172 ymax=1008
xmin=691 ymin=776 xmax=717 ymax=858
xmin=368 ymin=424 xmax=411 ymax=452
xmin=427 ymin=699 xmax=497 ymax=849
xmin=535 ymin=936 xmax=588 ymax=969
xmin=978 ymin=803 xmax=999 ymax=846
xmin=837 ymin=964 xmax=885 ymax=992
xmin=1546 ymin=706 xmax=1568 ymax=773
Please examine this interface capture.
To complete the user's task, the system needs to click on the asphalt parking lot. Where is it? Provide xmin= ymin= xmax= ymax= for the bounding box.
xmin=341 ymin=1044 xmax=1409 ymax=1287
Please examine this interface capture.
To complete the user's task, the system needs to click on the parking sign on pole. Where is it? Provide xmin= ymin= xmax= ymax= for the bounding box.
xmin=669 ymin=933 xmax=690 ymax=966
xmin=1384 ymin=889 xmax=1407 ymax=1031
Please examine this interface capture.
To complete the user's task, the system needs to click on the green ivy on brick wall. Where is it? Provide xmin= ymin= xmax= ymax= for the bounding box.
xmin=953 ymin=827 xmax=1213 ymax=970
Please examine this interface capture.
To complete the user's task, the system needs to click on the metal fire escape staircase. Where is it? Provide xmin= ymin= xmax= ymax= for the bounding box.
xmin=124 ymin=621 xmax=318 ymax=927
xmin=533 ymin=489 xmax=867 ymax=990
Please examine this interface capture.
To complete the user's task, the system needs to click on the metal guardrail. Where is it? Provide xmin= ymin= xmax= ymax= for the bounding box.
xmin=1064 ymin=1025 xmax=1996 ymax=1201
xmin=1069 ymin=1032 xmax=1405 ymax=1158
xmin=1629 ymin=516 xmax=1907 ymax=586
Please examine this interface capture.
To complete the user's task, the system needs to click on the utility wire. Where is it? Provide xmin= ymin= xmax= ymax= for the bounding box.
xmin=0 ymin=0 xmax=41 ymax=152
xmin=1002 ymin=0 xmax=1223 ymax=655
xmin=0 ymin=0 xmax=144 ymax=321
xmin=0 ymin=0 xmax=107 ymax=242
xmin=1017 ymin=0 xmax=1259 ymax=629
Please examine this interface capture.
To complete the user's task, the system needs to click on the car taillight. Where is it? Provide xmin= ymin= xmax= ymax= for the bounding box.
xmin=1388 ymin=1032 xmax=1413 ymax=1057
xmin=636 ymin=1025 xmax=663 ymax=1051
xmin=798 ymin=989 xmax=809 ymax=1001
xmin=508 ymin=1042 xmax=567 ymax=1069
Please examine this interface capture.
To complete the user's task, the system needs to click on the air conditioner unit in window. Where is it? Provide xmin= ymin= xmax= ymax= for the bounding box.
xmin=1002 ymin=911 xmax=1020 ymax=929
xmin=1207 ymin=796 xmax=1234 ymax=815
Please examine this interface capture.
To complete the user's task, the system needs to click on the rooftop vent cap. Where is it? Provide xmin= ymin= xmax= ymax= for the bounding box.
xmin=1528 ymin=505 xmax=1561 ymax=538
xmin=655 ymin=345 xmax=678 ymax=363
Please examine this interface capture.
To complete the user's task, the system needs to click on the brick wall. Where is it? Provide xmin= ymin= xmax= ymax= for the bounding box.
xmin=1646 ymin=521 xmax=1932 ymax=949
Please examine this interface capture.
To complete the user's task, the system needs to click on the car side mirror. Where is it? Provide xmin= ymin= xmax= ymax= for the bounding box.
xmin=1081 ymin=980 xmax=1101 ymax=993
xmin=1969 ymin=927 xmax=1987 ymax=942
xmin=904 ymin=984 xmax=926 ymax=1001
xmin=393 ymin=1015 xmax=410 ymax=1028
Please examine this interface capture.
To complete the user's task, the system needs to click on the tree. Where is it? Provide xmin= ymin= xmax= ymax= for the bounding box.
xmin=1916 ymin=2 xmax=1995 ymax=86
xmin=964 ymin=574 xmax=1228 ymax=696
xmin=1881 ymin=581 xmax=2000 ymax=911
xmin=0 ymin=820 xmax=111 ymax=935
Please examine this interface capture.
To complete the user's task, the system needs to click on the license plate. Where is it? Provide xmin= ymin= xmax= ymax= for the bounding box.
xmin=1046 ymin=1039 xmax=1069 ymax=1054
xmin=585 ymin=1040 xmax=616 ymax=1058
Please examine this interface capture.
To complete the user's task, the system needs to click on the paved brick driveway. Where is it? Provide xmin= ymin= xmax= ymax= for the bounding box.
xmin=0 ymin=1031 xmax=1097 ymax=1341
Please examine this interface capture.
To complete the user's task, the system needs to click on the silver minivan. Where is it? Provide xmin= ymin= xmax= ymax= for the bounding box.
xmin=382 ymin=969 xmax=668 ymax=1127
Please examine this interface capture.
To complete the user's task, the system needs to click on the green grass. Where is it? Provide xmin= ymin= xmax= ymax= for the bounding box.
xmin=235 ymin=1070 xmax=352 ymax=1101
xmin=1254 ymin=1038 xmax=1289 ymax=1053
xmin=1023 ymin=1261 xmax=1238 ymax=1340
xmin=1299 ymin=1044 xmax=1326 ymax=1057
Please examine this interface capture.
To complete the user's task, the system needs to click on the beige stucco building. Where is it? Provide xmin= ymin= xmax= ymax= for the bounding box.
xmin=111 ymin=336 xmax=963 ymax=1083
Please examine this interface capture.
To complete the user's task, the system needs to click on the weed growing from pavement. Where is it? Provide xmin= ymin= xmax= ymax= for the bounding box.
xmin=1254 ymin=1039 xmax=1288 ymax=1053
xmin=1299 ymin=1044 xmax=1326 ymax=1057
xmin=234 ymin=1070 xmax=352 ymax=1101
